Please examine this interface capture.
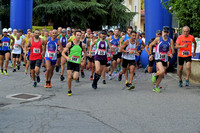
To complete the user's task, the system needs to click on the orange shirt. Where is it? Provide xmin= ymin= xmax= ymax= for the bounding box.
xmin=176 ymin=35 xmax=195 ymax=57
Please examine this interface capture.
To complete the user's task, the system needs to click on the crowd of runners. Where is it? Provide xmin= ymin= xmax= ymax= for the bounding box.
xmin=0 ymin=25 xmax=197 ymax=96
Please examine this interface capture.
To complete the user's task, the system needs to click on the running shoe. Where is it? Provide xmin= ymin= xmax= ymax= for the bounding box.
xmin=153 ymin=87 xmax=161 ymax=93
xmin=81 ymin=71 xmax=85 ymax=78
xmin=76 ymin=78 xmax=80 ymax=83
xmin=144 ymin=65 xmax=148 ymax=73
xmin=60 ymin=75 xmax=65 ymax=81
xmin=4 ymin=70 xmax=8 ymax=75
xmin=125 ymin=80 xmax=129 ymax=86
xmin=118 ymin=74 xmax=122 ymax=81
xmin=13 ymin=69 xmax=16 ymax=72
xmin=118 ymin=66 xmax=122 ymax=72
xmin=103 ymin=80 xmax=106 ymax=84
xmin=10 ymin=64 xmax=13 ymax=68
xmin=44 ymin=82 xmax=48 ymax=88
xmin=36 ymin=75 xmax=40 ymax=83
xmin=179 ymin=80 xmax=183 ymax=87
xmin=152 ymin=73 xmax=156 ymax=83
xmin=55 ymin=66 xmax=59 ymax=72
xmin=185 ymin=80 xmax=189 ymax=86
xmin=67 ymin=90 xmax=72 ymax=96
xmin=43 ymin=68 xmax=46 ymax=72
xmin=113 ymin=69 xmax=117 ymax=74
xmin=48 ymin=81 xmax=52 ymax=88
xmin=17 ymin=65 xmax=20 ymax=70
xmin=24 ymin=70 xmax=28 ymax=75
xmin=1 ymin=70 xmax=4 ymax=75
xmin=92 ymin=82 xmax=97 ymax=89
xmin=127 ymin=84 xmax=135 ymax=90
xmin=90 ymin=76 xmax=93 ymax=81
xmin=109 ymin=74 xmax=112 ymax=80
xmin=33 ymin=82 xmax=37 ymax=87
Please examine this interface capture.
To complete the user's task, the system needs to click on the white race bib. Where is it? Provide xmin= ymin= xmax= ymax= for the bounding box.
xmin=159 ymin=52 xmax=167 ymax=60
xmin=48 ymin=53 xmax=55 ymax=58
xmin=91 ymin=50 xmax=95 ymax=56
xmin=2 ymin=42 xmax=8 ymax=47
xmin=14 ymin=45 xmax=20 ymax=49
xmin=98 ymin=49 xmax=106 ymax=55
xmin=71 ymin=55 xmax=79 ymax=62
xmin=182 ymin=51 xmax=190 ymax=56
xmin=33 ymin=48 xmax=40 ymax=53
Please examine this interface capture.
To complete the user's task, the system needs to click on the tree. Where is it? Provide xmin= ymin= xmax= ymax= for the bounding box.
xmin=33 ymin=0 xmax=136 ymax=30
xmin=162 ymin=0 xmax=200 ymax=37
xmin=0 ymin=0 xmax=10 ymax=28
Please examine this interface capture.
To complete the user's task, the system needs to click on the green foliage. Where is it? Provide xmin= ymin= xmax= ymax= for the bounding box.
xmin=141 ymin=0 xmax=144 ymax=10
xmin=0 ymin=1 xmax=10 ymax=28
xmin=162 ymin=0 xmax=200 ymax=37
xmin=33 ymin=0 xmax=136 ymax=30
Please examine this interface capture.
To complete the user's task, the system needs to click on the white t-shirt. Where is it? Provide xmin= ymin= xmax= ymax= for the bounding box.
xmin=12 ymin=38 xmax=22 ymax=54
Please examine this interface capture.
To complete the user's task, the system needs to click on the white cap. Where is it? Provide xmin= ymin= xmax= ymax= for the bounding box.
xmin=67 ymin=28 xmax=71 ymax=31
xmin=8 ymin=28 xmax=12 ymax=31
xmin=3 ymin=28 xmax=8 ymax=33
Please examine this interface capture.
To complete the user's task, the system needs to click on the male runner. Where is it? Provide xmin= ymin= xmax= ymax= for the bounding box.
xmin=0 ymin=28 xmax=15 ymax=75
xmin=144 ymin=30 xmax=162 ymax=73
xmin=175 ymin=26 xmax=196 ymax=87
xmin=44 ymin=29 xmax=63 ymax=88
xmin=118 ymin=31 xmax=139 ymax=90
xmin=12 ymin=32 xmax=25 ymax=72
xmin=150 ymin=26 xmax=175 ymax=93
xmin=108 ymin=29 xmax=120 ymax=80
xmin=62 ymin=30 xmax=87 ymax=96
xmin=89 ymin=30 xmax=113 ymax=89
xmin=28 ymin=29 xmax=45 ymax=87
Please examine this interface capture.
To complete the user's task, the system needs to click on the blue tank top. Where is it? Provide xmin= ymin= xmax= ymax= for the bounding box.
xmin=0 ymin=36 xmax=10 ymax=51
xmin=110 ymin=35 xmax=120 ymax=46
xmin=45 ymin=37 xmax=58 ymax=60
xmin=60 ymin=37 xmax=67 ymax=48
xmin=137 ymin=39 xmax=142 ymax=51
xmin=155 ymin=37 xmax=170 ymax=62
xmin=124 ymin=34 xmax=130 ymax=43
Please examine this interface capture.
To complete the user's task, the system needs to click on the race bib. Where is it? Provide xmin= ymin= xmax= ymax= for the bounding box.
xmin=91 ymin=50 xmax=95 ymax=56
xmin=98 ymin=49 xmax=106 ymax=55
xmin=159 ymin=52 xmax=167 ymax=59
xmin=153 ymin=47 xmax=156 ymax=53
xmin=182 ymin=51 xmax=190 ymax=56
xmin=48 ymin=52 xmax=55 ymax=58
xmin=107 ymin=53 xmax=111 ymax=57
xmin=2 ymin=42 xmax=8 ymax=47
xmin=71 ymin=55 xmax=79 ymax=62
xmin=128 ymin=48 xmax=135 ymax=54
xmin=112 ymin=45 xmax=118 ymax=52
xmin=33 ymin=48 xmax=40 ymax=53
xmin=14 ymin=44 xmax=20 ymax=49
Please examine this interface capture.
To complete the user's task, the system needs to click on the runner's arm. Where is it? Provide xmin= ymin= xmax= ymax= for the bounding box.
xmin=170 ymin=39 xmax=175 ymax=55
xmin=108 ymin=41 xmax=114 ymax=52
xmin=42 ymin=39 xmax=46 ymax=56
xmin=89 ymin=39 xmax=97 ymax=54
xmin=87 ymin=39 xmax=90 ymax=52
xmin=119 ymin=35 xmax=125 ymax=47
xmin=149 ymin=37 xmax=159 ymax=55
xmin=10 ymin=36 xmax=15 ymax=47
xmin=57 ymin=40 xmax=63 ymax=52
xmin=120 ymin=40 xmax=129 ymax=53
xmin=192 ymin=38 xmax=197 ymax=57
xmin=82 ymin=43 xmax=87 ymax=64
xmin=62 ymin=42 xmax=71 ymax=61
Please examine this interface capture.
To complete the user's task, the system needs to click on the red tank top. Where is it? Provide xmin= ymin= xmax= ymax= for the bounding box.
xmin=29 ymin=37 xmax=42 ymax=60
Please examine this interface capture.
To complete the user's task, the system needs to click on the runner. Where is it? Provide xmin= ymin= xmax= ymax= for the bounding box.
xmin=12 ymin=32 xmax=25 ymax=72
xmin=0 ymin=28 xmax=15 ymax=75
xmin=44 ymin=29 xmax=63 ymax=88
xmin=118 ymin=31 xmax=139 ymax=90
xmin=108 ymin=29 xmax=120 ymax=80
xmin=80 ymin=30 xmax=87 ymax=78
xmin=89 ymin=30 xmax=114 ymax=89
xmin=175 ymin=26 xmax=196 ymax=87
xmin=24 ymin=31 xmax=32 ymax=75
xmin=28 ymin=29 xmax=45 ymax=87
xmin=135 ymin=34 xmax=145 ymax=69
xmin=59 ymin=30 xmax=68 ymax=81
xmin=87 ymin=33 xmax=98 ymax=80
xmin=144 ymin=30 xmax=162 ymax=73
xmin=120 ymin=26 xmax=133 ymax=85
xmin=149 ymin=26 xmax=175 ymax=93
xmin=62 ymin=30 xmax=87 ymax=96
